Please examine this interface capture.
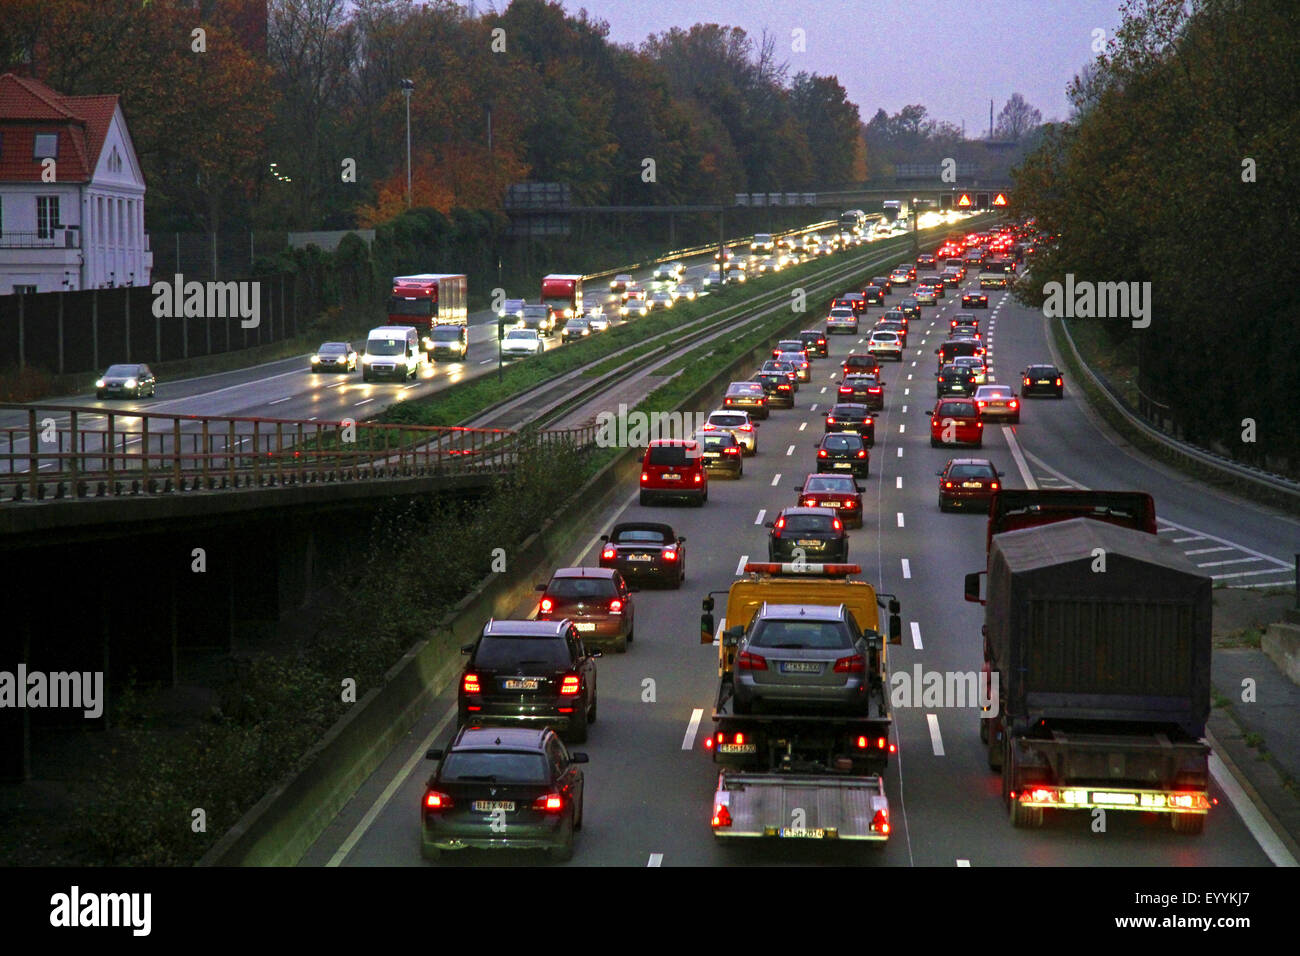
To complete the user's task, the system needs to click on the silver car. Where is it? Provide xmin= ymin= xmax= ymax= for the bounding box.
xmin=703 ymin=409 xmax=760 ymax=455
xmin=974 ymin=384 xmax=1021 ymax=423
xmin=732 ymin=603 xmax=874 ymax=714
xmin=826 ymin=307 xmax=858 ymax=334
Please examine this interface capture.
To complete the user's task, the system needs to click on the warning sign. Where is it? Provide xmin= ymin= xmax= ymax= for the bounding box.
xmin=957 ymin=193 xmax=972 ymax=207
xmin=992 ymin=193 xmax=1008 ymax=206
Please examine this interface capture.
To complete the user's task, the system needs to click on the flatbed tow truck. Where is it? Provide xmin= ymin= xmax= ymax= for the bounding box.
xmin=699 ymin=562 xmax=902 ymax=845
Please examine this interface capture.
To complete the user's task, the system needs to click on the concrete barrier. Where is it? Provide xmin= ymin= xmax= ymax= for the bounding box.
xmin=1263 ymin=622 xmax=1300 ymax=687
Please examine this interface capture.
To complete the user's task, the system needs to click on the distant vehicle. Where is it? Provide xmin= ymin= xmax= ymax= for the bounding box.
xmin=500 ymin=297 xmax=527 ymax=325
xmin=609 ymin=274 xmax=634 ymax=293
xmin=362 ymin=326 xmax=420 ymax=382
xmin=928 ymin=398 xmax=984 ymax=447
xmin=647 ymin=290 xmax=675 ymax=310
xmin=387 ymin=273 xmax=467 ymax=356
xmin=961 ymin=291 xmax=989 ymax=308
xmin=600 ymin=522 xmax=686 ymax=588
xmin=826 ymin=306 xmax=858 ymax=334
xmin=95 ymin=363 xmax=156 ymax=399
xmin=521 ymin=303 xmax=559 ymax=335
xmin=823 ymin=403 xmax=875 ymax=445
xmin=652 ymin=261 xmax=684 ymax=282
xmin=751 ymin=371 xmax=795 ymax=408
xmin=798 ymin=329 xmax=828 ymax=357
xmin=695 ymin=430 xmax=745 ymax=479
xmin=1021 ymin=364 xmax=1065 ymax=398
xmin=936 ymin=363 xmax=977 ymax=398
xmin=723 ymin=381 xmax=770 ymax=418
xmin=620 ymin=292 xmax=650 ymax=317
xmin=889 ymin=268 xmax=911 ymax=287
xmin=311 ymin=342 xmax=358 ymax=373
xmin=501 ymin=328 xmax=544 ymax=358
xmin=751 ymin=233 xmax=775 ymax=253
xmin=702 ymin=409 xmax=760 ymax=455
xmin=766 ymin=507 xmax=847 ymax=563
xmin=936 ymin=458 xmax=1004 ymax=511
xmin=951 ymin=355 xmax=988 ymax=386
xmin=838 ymin=374 xmax=885 ymax=410
xmin=640 ymin=439 xmax=708 ymax=506
xmin=672 ymin=282 xmax=698 ymax=302
xmin=561 ymin=317 xmax=592 ymax=342
xmin=586 ymin=308 xmax=611 ymax=332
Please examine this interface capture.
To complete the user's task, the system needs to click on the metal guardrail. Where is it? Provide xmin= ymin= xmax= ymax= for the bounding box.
xmin=0 ymin=403 xmax=595 ymax=502
xmin=1057 ymin=320 xmax=1300 ymax=506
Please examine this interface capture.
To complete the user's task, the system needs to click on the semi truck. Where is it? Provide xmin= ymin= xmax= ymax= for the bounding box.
xmin=540 ymin=274 xmax=584 ymax=326
xmin=388 ymin=274 xmax=468 ymax=356
xmin=699 ymin=562 xmax=902 ymax=845
xmin=985 ymin=488 xmax=1157 ymax=557
xmin=965 ymin=518 xmax=1213 ymax=834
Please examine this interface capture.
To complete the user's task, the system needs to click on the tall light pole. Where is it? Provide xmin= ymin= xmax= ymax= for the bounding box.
xmin=401 ymin=79 xmax=414 ymax=208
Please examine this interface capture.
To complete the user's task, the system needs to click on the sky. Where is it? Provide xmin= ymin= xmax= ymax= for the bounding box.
xmin=547 ymin=0 xmax=1128 ymax=131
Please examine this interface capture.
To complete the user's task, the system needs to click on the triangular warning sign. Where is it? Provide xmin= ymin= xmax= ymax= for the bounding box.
xmin=992 ymin=193 xmax=1008 ymax=206
xmin=957 ymin=194 xmax=971 ymax=207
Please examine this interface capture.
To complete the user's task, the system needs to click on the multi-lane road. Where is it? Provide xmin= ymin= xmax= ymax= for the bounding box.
xmin=300 ymin=260 xmax=1299 ymax=867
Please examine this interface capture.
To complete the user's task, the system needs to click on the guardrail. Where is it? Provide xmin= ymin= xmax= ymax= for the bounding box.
xmin=1056 ymin=320 xmax=1300 ymax=509
xmin=0 ymin=403 xmax=595 ymax=502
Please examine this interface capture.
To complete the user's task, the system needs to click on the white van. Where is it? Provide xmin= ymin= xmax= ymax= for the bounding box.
xmin=362 ymin=325 xmax=420 ymax=382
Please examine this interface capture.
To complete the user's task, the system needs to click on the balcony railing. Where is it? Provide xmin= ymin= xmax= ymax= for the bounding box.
xmin=0 ymin=229 xmax=80 ymax=249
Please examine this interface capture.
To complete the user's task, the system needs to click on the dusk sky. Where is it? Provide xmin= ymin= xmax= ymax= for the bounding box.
xmin=551 ymin=0 xmax=1128 ymax=131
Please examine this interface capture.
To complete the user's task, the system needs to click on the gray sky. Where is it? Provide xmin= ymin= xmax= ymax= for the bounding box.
xmin=555 ymin=0 xmax=1127 ymax=130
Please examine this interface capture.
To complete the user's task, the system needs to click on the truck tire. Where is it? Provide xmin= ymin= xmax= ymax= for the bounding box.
xmin=1171 ymin=813 xmax=1205 ymax=835
xmin=1009 ymin=799 xmax=1043 ymax=829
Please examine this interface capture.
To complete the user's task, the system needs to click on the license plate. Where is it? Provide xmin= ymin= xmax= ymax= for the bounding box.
xmin=1091 ymin=791 xmax=1139 ymax=805
xmin=704 ymin=453 xmax=719 ymax=459
xmin=504 ymin=679 xmax=539 ymax=690
xmin=795 ymin=539 xmax=823 ymax=547
xmin=822 ymin=501 xmax=841 ymax=508
xmin=832 ymin=462 xmax=851 ymax=469
xmin=575 ymin=622 xmax=596 ymax=632
xmin=473 ymin=800 xmax=516 ymax=812
xmin=1037 ymin=379 xmax=1051 ymax=385
xmin=628 ymin=554 xmax=651 ymax=562
xmin=962 ymin=481 xmax=983 ymax=488
xmin=780 ymin=661 xmax=823 ymax=673
xmin=662 ymin=473 xmax=681 ymax=480
xmin=718 ymin=743 xmax=757 ymax=754
xmin=780 ymin=828 xmax=826 ymax=838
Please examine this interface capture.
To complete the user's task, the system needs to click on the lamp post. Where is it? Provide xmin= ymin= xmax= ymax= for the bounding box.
xmin=401 ymin=79 xmax=414 ymax=209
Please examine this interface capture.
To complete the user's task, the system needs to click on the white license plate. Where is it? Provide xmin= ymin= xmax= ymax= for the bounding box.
xmin=795 ymin=539 xmax=824 ymax=547
xmin=628 ymin=554 xmax=652 ymax=562
xmin=962 ymin=481 xmax=983 ymax=488
xmin=504 ymin=679 xmax=539 ymax=690
xmin=780 ymin=828 xmax=826 ymax=839
xmin=821 ymin=501 xmax=841 ymax=508
xmin=662 ymin=474 xmax=681 ymax=480
xmin=1037 ymin=380 xmax=1051 ymax=385
xmin=1092 ymin=791 xmax=1139 ymax=805
xmin=718 ymin=743 xmax=757 ymax=754
xmin=575 ymin=622 xmax=596 ymax=632
xmin=780 ymin=661 xmax=822 ymax=673
xmin=473 ymin=800 xmax=516 ymax=812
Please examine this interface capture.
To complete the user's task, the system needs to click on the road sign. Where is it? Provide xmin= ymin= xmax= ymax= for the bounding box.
xmin=993 ymin=193 xmax=1008 ymax=207
xmin=957 ymin=193 xmax=972 ymax=207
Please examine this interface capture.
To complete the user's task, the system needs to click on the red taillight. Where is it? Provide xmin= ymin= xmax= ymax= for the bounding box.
xmin=1055 ymin=377 xmax=1063 ymax=386
xmin=462 ymin=673 xmax=481 ymax=694
xmin=609 ymin=599 xmax=623 ymax=613
xmin=734 ymin=733 xmax=745 ymax=745
xmin=663 ymin=548 xmax=678 ymax=561
xmin=1009 ymin=400 xmax=1018 ymax=408
xmin=560 ymin=674 xmax=581 ymax=696
xmin=640 ymin=471 xmax=650 ymax=482
xmin=712 ymin=804 xmax=733 ymax=828
xmin=868 ymin=387 xmax=881 ymax=394
xmin=740 ymin=423 xmax=752 ymax=431
xmin=775 ymin=516 xmax=786 ymax=530
xmin=737 ymin=651 xmax=768 ymax=671
xmin=601 ymin=546 xmax=615 ymax=560
xmin=1023 ymin=377 xmax=1031 ymax=386
xmin=990 ymin=482 xmax=999 ymax=490
xmin=843 ymin=499 xmax=856 ymax=509
xmin=834 ymin=654 xmax=866 ymax=673
xmin=818 ymin=339 xmax=826 ymax=346
xmin=818 ymin=449 xmax=828 ymax=457
xmin=425 ymin=791 xmax=453 ymax=810
xmin=693 ymin=472 xmax=702 ymax=482
xmin=724 ymin=447 xmax=739 ymax=455
xmin=832 ymin=518 xmax=843 ymax=531
xmin=778 ymin=384 xmax=790 ymax=391
xmin=539 ymin=597 xmax=554 ymax=613
xmin=838 ymin=387 xmax=851 ymax=394
xmin=857 ymin=449 xmax=866 ymax=458
xmin=826 ymin=416 xmax=836 ymax=424
xmin=533 ymin=793 xmax=564 ymax=812
xmin=944 ymin=481 xmax=953 ymax=488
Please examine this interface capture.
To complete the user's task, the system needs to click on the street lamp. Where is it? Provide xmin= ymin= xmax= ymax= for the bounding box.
xmin=401 ymin=79 xmax=414 ymax=209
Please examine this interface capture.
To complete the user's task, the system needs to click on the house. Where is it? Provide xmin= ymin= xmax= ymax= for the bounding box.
xmin=0 ymin=73 xmax=152 ymax=294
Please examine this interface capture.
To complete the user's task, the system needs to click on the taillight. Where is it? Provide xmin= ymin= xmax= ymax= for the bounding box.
xmin=869 ymin=387 xmax=880 ymax=394
xmin=462 ymin=673 xmax=481 ymax=694
xmin=834 ymin=654 xmax=866 ymax=673
xmin=838 ymin=387 xmax=851 ymax=394
xmin=693 ymin=472 xmax=702 ymax=482
xmin=609 ymin=599 xmax=623 ymax=613
xmin=425 ymin=790 xmax=453 ymax=810
xmin=843 ymin=499 xmax=856 ymax=509
xmin=944 ymin=481 xmax=953 ymax=488
xmin=1009 ymin=400 xmax=1018 ymax=408
xmin=737 ymin=651 xmax=768 ymax=671
xmin=803 ymin=497 xmax=816 ymax=506
xmin=1056 ymin=377 xmax=1063 ymax=386
xmin=724 ymin=447 xmax=739 ymax=455
xmin=818 ymin=449 xmax=828 ymax=458
xmin=826 ymin=416 xmax=836 ymax=424
xmin=533 ymin=793 xmax=564 ymax=812
xmin=601 ymin=547 xmax=615 ymax=560
xmin=857 ymin=450 xmax=866 ymax=458
xmin=539 ymin=597 xmax=554 ymax=613
xmin=832 ymin=518 xmax=843 ymax=531
xmin=559 ymin=674 xmax=581 ymax=695
xmin=871 ymin=808 xmax=890 ymax=835
xmin=640 ymin=471 xmax=650 ymax=482
xmin=740 ymin=423 xmax=752 ymax=431
xmin=775 ymin=516 xmax=786 ymax=530
xmin=1023 ymin=377 xmax=1032 ymax=386
xmin=779 ymin=384 xmax=790 ymax=391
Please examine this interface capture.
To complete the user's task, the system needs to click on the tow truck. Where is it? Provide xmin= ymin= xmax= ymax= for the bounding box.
xmin=699 ymin=562 xmax=902 ymax=845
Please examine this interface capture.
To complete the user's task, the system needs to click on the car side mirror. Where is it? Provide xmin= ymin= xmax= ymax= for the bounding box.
xmin=461 ymin=644 xmax=474 ymax=655
xmin=723 ymin=625 xmax=744 ymax=647
xmin=678 ymin=536 xmax=686 ymax=544
xmin=998 ymin=471 xmax=1005 ymax=477
xmin=855 ymin=484 xmax=864 ymax=492
xmin=763 ymin=520 xmax=775 ymax=528
xmin=425 ymin=747 xmax=443 ymax=760
xmin=599 ymin=534 xmax=609 ymax=542
xmin=569 ymin=753 xmax=590 ymax=764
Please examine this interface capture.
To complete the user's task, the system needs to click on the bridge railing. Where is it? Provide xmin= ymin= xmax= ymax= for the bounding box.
xmin=0 ymin=404 xmax=596 ymax=502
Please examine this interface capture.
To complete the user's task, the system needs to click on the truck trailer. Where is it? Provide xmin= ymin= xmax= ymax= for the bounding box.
xmin=388 ymin=274 xmax=468 ymax=356
xmin=540 ymin=274 xmax=584 ymax=326
xmin=965 ymin=518 xmax=1213 ymax=834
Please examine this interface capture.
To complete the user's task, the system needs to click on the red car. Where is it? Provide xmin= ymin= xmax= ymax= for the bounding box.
xmin=936 ymin=458 xmax=1005 ymax=512
xmin=842 ymin=352 xmax=882 ymax=379
xmin=797 ymin=472 xmax=865 ymax=528
xmin=536 ymin=567 xmax=636 ymax=653
xmin=640 ymin=439 xmax=708 ymax=506
xmin=928 ymin=398 xmax=984 ymax=448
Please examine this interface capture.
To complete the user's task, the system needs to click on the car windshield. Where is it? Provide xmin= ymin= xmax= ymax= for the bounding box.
xmin=805 ymin=476 xmax=855 ymax=493
xmin=473 ymin=636 xmax=569 ymax=669
xmin=318 ymin=343 xmax=347 ymax=354
xmin=440 ymin=751 xmax=549 ymax=784
xmin=104 ymin=365 xmax=139 ymax=376
xmin=949 ymin=464 xmax=995 ymax=479
xmin=822 ymin=435 xmax=863 ymax=451
xmin=367 ymin=339 xmax=407 ymax=355
xmin=504 ymin=330 xmax=537 ymax=341
xmin=647 ymin=445 xmax=690 ymax=465
xmin=547 ymin=577 xmax=617 ymax=599
xmin=749 ymin=619 xmax=852 ymax=650
xmin=938 ymin=403 xmax=974 ymax=417
xmin=430 ymin=327 xmax=462 ymax=340
xmin=522 ymin=305 xmax=549 ymax=317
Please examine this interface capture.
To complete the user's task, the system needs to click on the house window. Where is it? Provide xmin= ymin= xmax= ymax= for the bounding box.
xmin=108 ymin=147 xmax=123 ymax=174
xmin=37 ymin=196 xmax=61 ymax=239
xmin=13 ymin=285 xmax=37 ymax=295
xmin=33 ymin=132 xmax=58 ymax=160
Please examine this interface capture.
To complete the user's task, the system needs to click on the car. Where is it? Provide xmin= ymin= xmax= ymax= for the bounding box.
xmin=561 ymin=317 xmax=592 ymax=342
xmin=95 ymin=363 xmax=156 ymax=399
xmin=609 ymin=273 xmax=634 ymax=293
xmin=456 ymin=618 xmax=600 ymax=742
xmin=838 ymin=373 xmax=886 ymax=410
xmin=731 ymin=602 xmax=876 ymax=715
xmin=823 ymin=402 xmax=875 ymax=445
xmin=928 ymin=398 xmax=984 ymax=447
xmin=936 ymin=458 xmax=1005 ymax=512
xmin=870 ymin=276 xmax=892 ymax=295
xmin=936 ymin=363 xmax=977 ymax=398
xmin=798 ymin=329 xmax=829 ymax=357
xmin=620 ymin=293 xmax=650 ymax=317
xmin=425 ymin=326 xmax=468 ymax=360
xmin=752 ymin=257 xmax=778 ymax=274
xmin=421 ymin=725 xmax=588 ymax=862
xmin=963 ymin=249 xmax=985 ymax=267
xmin=826 ymin=306 xmax=859 ymax=334
xmin=723 ymin=381 xmax=770 ymax=419
xmin=935 ymin=338 xmax=984 ymax=368
xmin=672 ymin=282 xmax=699 ymax=302
xmin=920 ymin=276 xmax=946 ymax=298
xmin=979 ymin=271 xmax=1009 ymax=289
xmin=948 ymin=325 xmax=982 ymax=344
xmin=752 ymin=371 xmax=796 ymax=408
xmin=889 ymin=268 xmax=911 ymax=287
xmin=951 ymin=355 xmax=988 ymax=385
xmin=725 ymin=267 xmax=747 ymax=284
xmin=797 ymin=473 xmax=865 ymax=528
xmin=652 ymin=261 xmax=684 ymax=282
xmin=873 ymin=318 xmax=908 ymax=348
xmin=501 ymin=328 xmax=544 ymax=358
xmin=647 ymin=290 xmax=675 ymax=311
xmin=899 ymin=263 xmax=918 ymax=281
xmin=537 ymin=567 xmax=637 ymax=653
xmin=695 ymin=429 xmax=745 ymax=478
xmin=866 ymin=330 xmax=903 ymax=361
xmin=916 ymin=254 xmax=937 ymax=268
xmin=777 ymin=351 xmax=811 ymax=382
xmin=899 ymin=298 xmax=921 ymax=321
xmin=761 ymin=359 xmax=799 ymax=389
xmin=586 ymin=309 xmax=611 ymax=332
xmin=702 ymin=409 xmax=760 ymax=454
xmin=640 ymin=438 xmax=708 ymax=506
xmin=766 ymin=507 xmax=848 ymax=563
xmin=714 ymin=246 xmax=736 ymax=263
xmin=500 ymin=297 xmax=527 ymax=323
xmin=521 ymin=303 xmax=558 ymax=334
xmin=1022 ymin=364 xmax=1065 ymax=398
xmin=773 ymin=339 xmax=808 ymax=361
xmin=950 ymin=313 xmax=980 ymax=333
xmin=943 ymin=260 xmax=967 ymax=280
xmin=985 ymin=257 xmax=1015 ymax=275
xmin=940 ymin=268 xmax=963 ymax=290
xmin=962 ymin=291 xmax=989 ymax=308
xmin=841 ymin=352 xmax=882 ymax=379
xmin=311 ymin=341 xmax=358 ymax=372
xmin=701 ymin=273 xmax=724 ymax=291
xmin=833 ymin=293 xmax=869 ymax=316
xmin=914 ymin=284 xmax=938 ymax=305
xmin=815 ymin=431 xmax=870 ymax=476
xmin=973 ymin=384 xmax=1021 ymax=423
xmin=600 ymin=522 xmax=685 ymax=588
xmin=861 ymin=285 xmax=884 ymax=306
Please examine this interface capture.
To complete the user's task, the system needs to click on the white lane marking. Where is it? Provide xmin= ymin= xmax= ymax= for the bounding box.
xmin=899 ymin=424 xmax=905 ymax=433
xmin=786 ymin=444 xmax=795 ymax=456
xmin=1002 ymin=423 xmax=1037 ymax=490
xmin=268 ymin=397 xmax=292 ymax=406
xmin=799 ymin=422 xmax=807 ymax=432
xmin=648 ymin=853 xmax=664 ymax=867
xmin=1197 ymin=557 xmax=1262 ymax=568
xmin=897 ymin=512 xmax=905 ymax=527
xmin=1185 ymin=546 xmax=1232 ymax=556
xmin=809 ymin=404 xmax=818 ymax=413
xmin=682 ymin=709 xmax=704 ymax=750
xmin=1157 ymin=526 xmax=1177 ymax=533
xmin=896 ymin=447 xmax=902 ymax=457
xmin=353 ymin=398 xmax=374 ymax=407
xmin=896 ymin=476 xmax=902 ymax=489
xmin=911 ymin=621 xmax=923 ymax=649
xmin=1206 ymin=741 xmax=1299 ymax=867
xmin=479 ymin=358 xmax=495 ymax=365
xmin=1172 ymin=536 xmax=1205 ymax=543
xmin=735 ymin=555 xmax=749 ymax=575
xmin=771 ymin=473 xmax=781 ymax=486
xmin=907 ymin=373 xmax=913 ymax=381
xmin=904 ymin=387 xmax=910 ymax=395
xmin=926 ymin=714 xmax=945 ymax=756
xmin=820 ymin=386 xmax=827 ymax=394
xmin=308 ymin=416 xmax=318 ymax=421
xmin=755 ymin=509 xmax=766 ymax=525
xmin=957 ymin=859 xmax=970 ymax=867
xmin=901 ymin=558 xmax=911 ymax=579
xmin=714 ymin=616 xmax=725 ymax=646
xmin=902 ymin=405 xmax=908 ymax=413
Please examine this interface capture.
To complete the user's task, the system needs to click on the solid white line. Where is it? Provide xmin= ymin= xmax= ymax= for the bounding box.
xmin=1213 ymin=568 xmax=1295 ymax=580
xmin=479 ymin=358 xmax=495 ymax=365
xmin=1172 ymin=536 xmax=1205 ymax=543
xmin=771 ymin=473 xmax=781 ymax=486
xmin=926 ymin=714 xmax=945 ymax=756
xmin=901 ymin=558 xmax=911 ymax=579
xmin=1206 ymin=744 xmax=1299 ymax=867
xmin=735 ymin=555 xmax=748 ymax=575
xmin=682 ymin=709 xmax=704 ymax=750
xmin=911 ymin=621 xmax=922 ymax=649
xmin=1002 ymin=423 xmax=1037 ymax=490
xmin=897 ymin=512 xmax=905 ymax=527
xmin=353 ymin=398 xmax=374 ymax=406
xmin=648 ymin=853 xmax=664 ymax=867
xmin=755 ymin=509 xmax=766 ymax=525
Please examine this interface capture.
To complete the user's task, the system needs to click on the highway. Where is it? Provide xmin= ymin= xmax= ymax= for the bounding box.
xmin=301 ymin=256 xmax=1298 ymax=867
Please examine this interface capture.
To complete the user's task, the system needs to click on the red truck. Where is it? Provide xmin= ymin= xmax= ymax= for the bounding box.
xmin=540 ymin=274 xmax=584 ymax=327
xmin=388 ymin=274 xmax=468 ymax=356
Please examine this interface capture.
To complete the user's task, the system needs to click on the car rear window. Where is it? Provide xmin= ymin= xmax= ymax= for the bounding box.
xmin=548 ymin=577 xmax=617 ymax=599
xmin=979 ymin=388 xmax=1012 ymax=399
xmin=613 ymin=529 xmax=667 ymax=544
xmin=805 ymin=476 xmax=856 ymax=493
xmin=647 ymin=446 xmax=689 ymax=466
xmin=440 ymin=751 xmax=549 ymax=784
xmin=938 ymin=403 xmax=974 ymax=417
xmin=781 ymin=514 xmax=836 ymax=532
xmin=699 ymin=434 xmax=734 ymax=449
xmin=948 ymin=464 xmax=994 ymax=479
xmin=474 ymin=636 xmax=570 ymax=669
xmin=829 ymin=308 xmax=854 ymax=318
xmin=749 ymin=620 xmax=852 ymax=650
xmin=822 ymin=434 xmax=863 ymax=450
xmin=710 ymin=414 xmax=747 ymax=427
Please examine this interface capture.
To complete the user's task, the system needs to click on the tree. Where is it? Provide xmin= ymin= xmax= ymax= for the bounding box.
xmin=789 ymin=72 xmax=861 ymax=187
xmin=994 ymin=93 xmax=1042 ymax=141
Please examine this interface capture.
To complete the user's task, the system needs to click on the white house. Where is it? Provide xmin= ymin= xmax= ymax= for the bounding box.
xmin=0 ymin=73 xmax=152 ymax=294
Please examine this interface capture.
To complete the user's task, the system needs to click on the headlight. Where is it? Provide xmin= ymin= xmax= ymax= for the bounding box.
xmin=125 ymin=378 xmax=137 ymax=388
xmin=95 ymin=379 xmax=105 ymax=388
xmin=310 ymin=354 xmax=320 ymax=363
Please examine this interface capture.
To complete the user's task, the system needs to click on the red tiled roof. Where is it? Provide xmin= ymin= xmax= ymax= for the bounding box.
xmin=0 ymin=73 xmax=121 ymax=183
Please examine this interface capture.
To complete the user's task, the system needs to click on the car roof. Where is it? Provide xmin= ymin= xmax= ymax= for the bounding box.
xmin=610 ymin=521 xmax=677 ymax=536
xmin=946 ymin=457 xmax=995 ymax=467
xmin=756 ymin=603 xmax=846 ymax=622
xmin=830 ymin=402 xmax=869 ymax=411
xmin=482 ymin=618 xmax=570 ymax=637
xmin=936 ymin=398 xmax=978 ymax=409
xmin=453 ymin=725 xmax=549 ymax=752
xmin=647 ymin=438 xmax=700 ymax=448
xmin=803 ymin=472 xmax=857 ymax=484
xmin=551 ymin=566 xmax=616 ymax=580
xmin=779 ymin=506 xmax=840 ymax=518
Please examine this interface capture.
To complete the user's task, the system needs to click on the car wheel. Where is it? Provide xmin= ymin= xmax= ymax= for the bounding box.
xmin=96 ymin=391 xmax=105 ymax=399
xmin=612 ymin=633 xmax=628 ymax=654
xmin=939 ymin=497 xmax=948 ymax=512
xmin=574 ymin=792 xmax=585 ymax=831
xmin=568 ymin=708 xmax=589 ymax=744
xmin=421 ymin=843 xmax=442 ymax=862
xmin=639 ymin=490 xmax=651 ymax=506
xmin=588 ymin=693 xmax=597 ymax=724
xmin=547 ymin=815 xmax=576 ymax=863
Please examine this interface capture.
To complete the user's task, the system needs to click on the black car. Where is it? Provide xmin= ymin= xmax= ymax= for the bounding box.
xmin=695 ymin=430 xmax=744 ymax=478
xmin=766 ymin=507 xmax=848 ymax=563
xmin=824 ymin=402 xmax=875 ymax=446
xmin=861 ymin=285 xmax=884 ymax=306
xmin=752 ymin=371 xmax=795 ymax=408
xmin=838 ymin=374 xmax=885 ymax=410
xmin=798 ymin=329 xmax=829 ymax=358
xmin=421 ymin=725 xmax=587 ymax=862
xmin=920 ymin=276 xmax=946 ymax=298
xmin=870 ymin=275 xmax=892 ymax=295
xmin=1022 ymin=364 xmax=1065 ymax=398
xmin=458 ymin=619 xmax=600 ymax=743
xmin=936 ymin=363 xmax=977 ymax=397
xmin=899 ymin=298 xmax=921 ymax=321
xmin=961 ymin=292 xmax=989 ymax=308
xmin=95 ymin=363 xmax=156 ymax=399
xmin=723 ymin=381 xmax=770 ymax=419
xmin=599 ymin=522 xmax=685 ymax=588
xmin=950 ymin=313 xmax=980 ymax=333
xmin=815 ymin=432 xmax=870 ymax=477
